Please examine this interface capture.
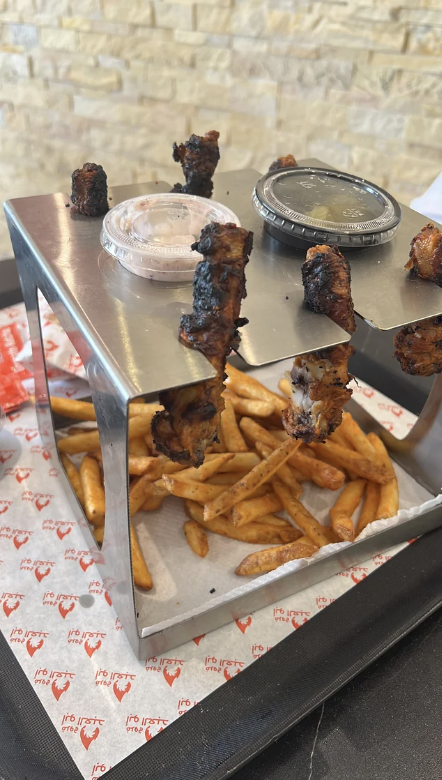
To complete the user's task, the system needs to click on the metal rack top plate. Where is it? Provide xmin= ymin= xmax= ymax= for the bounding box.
xmin=4 ymin=166 xmax=349 ymax=396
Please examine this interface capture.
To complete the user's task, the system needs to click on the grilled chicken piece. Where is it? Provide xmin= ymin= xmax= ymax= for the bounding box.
xmin=171 ymin=130 xmax=220 ymax=199
xmin=283 ymin=244 xmax=355 ymax=442
xmin=71 ymin=162 xmax=108 ymax=217
xmin=405 ymin=223 xmax=442 ymax=287
xmin=394 ymin=316 xmax=442 ymax=377
xmin=303 ymin=244 xmax=356 ymax=334
xmin=283 ymin=344 xmax=354 ymax=443
xmin=268 ymin=154 xmax=298 ymax=172
xmin=152 ymin=222 xmax=253 ymax=466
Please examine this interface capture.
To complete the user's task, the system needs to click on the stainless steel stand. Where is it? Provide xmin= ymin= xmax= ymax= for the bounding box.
xmin=5 ymin=162 xmax=442 ymax=659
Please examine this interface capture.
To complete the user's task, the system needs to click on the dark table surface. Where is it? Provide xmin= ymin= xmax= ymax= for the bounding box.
xmin=1 ymin=258 xmax=441 ymax=780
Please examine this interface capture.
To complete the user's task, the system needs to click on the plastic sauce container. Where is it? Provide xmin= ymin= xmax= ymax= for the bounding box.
xmin=100 ymin=193 xmax=241 ymax=282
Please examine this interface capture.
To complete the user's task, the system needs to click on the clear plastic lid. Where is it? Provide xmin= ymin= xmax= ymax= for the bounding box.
xmin=100 ymin=193 xmax=241 ymax=282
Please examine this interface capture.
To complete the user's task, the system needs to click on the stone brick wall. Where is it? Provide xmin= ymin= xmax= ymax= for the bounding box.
xmin=1 ymin=0 xmax=442 ymax=258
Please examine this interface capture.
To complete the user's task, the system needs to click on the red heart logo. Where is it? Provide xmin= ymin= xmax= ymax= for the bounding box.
xmin=145 ymin=726 xmax=153 ymax=742
xmin=0 ymin=505 xmax=10 ymax=514
xmin=42 ymin=450 xmax=51 ymax=461
xmin=8 ymin=413 xmax=21 ymax=422
xmin=292 ymin=618 xmax=301 ymax=630
xmin=363 ymin=389 xmax=374 ymax=398
xmin=26 ymin=637 xmax=44 ymax=656
xmin=408 ymin=538 xmax=417 ymax=545
xmin=0 ymin=452 xmax=14 ymax=463
xmin=16 ymin=470 xmax=31 ymax=483
xmin=35 ymin=565 xmax=51 ymax=583
xmin=56 ymin=526 xmax=71 ymax=540
xmin=58 ymin=600 xmax=75 ymax=619
xmin=104 ymin=590 xmax=112 ymax=607
xmin=192 ymin=634 xmax=206 ymax=646
xmin=3 ymin=599 xmax=20 ymax=617
xmin=163 ymin=667 xmax=181 ymax=687
xmin=52 ymin=679 xmax=70 ymax=701
xmin=224 ymin=667 xmax=241 ymax=682
xmin=80 ymin=726 xmax=99 ymax=751
xmin=25 ymin=430 xmax=38 ymax=441
xmin=35 ymin=497 xmax=50 ymax=512
xmin=351 ymin=572 xmax=367 ymax=584
xmin=44 ymin=340 xmax=58 ymax=353
xmin=13 ymin=534 xmax=29 ymax=549
xmin=113 ymin=680 xmax=131 ymax=702
xmin=235 ymin=616 xmax=252 ymax=634
xmin=65 ymin=389 xmax=76 ymax=398
xmin=391 ymin=406 xmax=403 ymax=418
xmin=84 ymin=638 xmax=101 ymax=658
xmin=381 ymin=421 xmax=394 ymax=432
xmin=79 ymin=555 xmax=94 ymax=572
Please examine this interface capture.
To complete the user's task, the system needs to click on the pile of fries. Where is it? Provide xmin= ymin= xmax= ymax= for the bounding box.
xmin=49 ymin=364 xmax=399 ymax=590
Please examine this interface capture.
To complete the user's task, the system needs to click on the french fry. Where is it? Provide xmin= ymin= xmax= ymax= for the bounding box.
xmin=185 ymin=501 xmax=298 ymax=545
xmin=49 ymin=396 xmax=161 ymax=422
xmin=235 ymin=535 xmax=318 ymax=575
xmin=278 ymin=377 xmax=292 ymax=399
xmin=130 ymin=474 xmax=169 ymax=516
xmin=223 ymin=389 xmax=274 ymax=418
xmin=58 ymin=414 xmax=154 ymax=454
xmin=312 ymin=441 xmax=392 ymax=484
xmin=183 ymin=519 xmax=209 ymax=558
xmin=128 ymin=437 xmax=150 ymax=457
xmin=204 ymin=438 xmax=300 ymax=522
xmin=60 ymin=452 xmax=84 ymax=507
xmin=220 ymin=399 xmax=248 ymax=452
xmin=254 ymin=513 xmax=292 ymax=528
xmin=93 ymin=525 xmax=104 ymax=544
xmin=231 ymin=493 xmax=283 ymax=527
xmin=255 ymin=441 xmax=302 ymax=498
xmin=367 ymin=433 xmax=399 ymax=520
xmin=79 ymin=455 xmax=105 ymax=527
xmin=240 ymin=417 xmax=344 ymax=490
xmin=171 ymin=453 xmax=234 ymax=483
xmin=206 ymin=452 xmax=261 ymax=472
xmin=144 ymin=430 xmax=155 ymax=453
xmin=208 ymin=472 xmax=248 ymax=485
xmin=330 ymin=479 xmax=366 ymax=542
xmin=340 ymin=413 xmax=377 ymax=461
xmin=130 ymin=524 xmax=153 ymax=589
xmin=272 ymin=477 xmax=330 ymax=547
xmin=356 ymin=481 xmax=381 ymax=536
xmin=270 ymin=430 xmax=289 ymax=442
xmin=163 ymin=476 xmax=227 ymax=503
xmin=225 ymin=363 xmax=287 ymax=415
xmin=67 ymin=426 xmax=98 ymax=436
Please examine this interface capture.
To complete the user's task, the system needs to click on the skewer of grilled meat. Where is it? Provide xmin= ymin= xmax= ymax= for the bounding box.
xmin=171 ymin=131 xmax=220 ymax=199
xmin=152 ymin=222 xmax=253 ymax=466
xmin=405 ymin=222 xmax=442 ymax=287
xmin=394 ymin=316 xmax=442 ymax=377
xmin=283 ymin=245 xmax=355 ymax=443
xmin=268 ymin=154 xmax=298 ymax=173
xmin=71 ymin=162 xmax=109 ymax=217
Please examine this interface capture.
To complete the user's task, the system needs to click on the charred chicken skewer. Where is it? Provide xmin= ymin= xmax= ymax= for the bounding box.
xmin=283 ymin=245 xmax=355 ymax=443
xmin=171 ymin=130 xmax=220 ymax=199
xmin=405 ymin=222 xmax=442 ymax=287
xmin=152 ymin=223 xmax=253 ymax=466
xmin=71 ymin=162 xmax=109 ymax=217
xmin=268 ymin=154 xmax=298 ymax=173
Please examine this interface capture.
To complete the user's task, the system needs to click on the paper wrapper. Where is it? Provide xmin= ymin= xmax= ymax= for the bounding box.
xmin=0 ymin=304 xmax=439 ymax=779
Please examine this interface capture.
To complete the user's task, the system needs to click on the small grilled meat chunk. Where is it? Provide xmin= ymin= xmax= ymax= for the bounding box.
xmin=405 ymin=222 xmax=442 ymax=287
xmin=283 ymin=344 xmax=354 ymax=443
xmin=394 ymin=316 xmax=442 ymax=377
xmin=171 ymin=130 xmax=220 ymax=199
xmin=152 ymin=222 xmax=252 ymax=466
xmin=268 ymin=154 xmax=298 ymax=172
xmin=71 ymin=162 xmax=108 ymax=217
xmin=303 ymin=244 xmax=356 ymax=334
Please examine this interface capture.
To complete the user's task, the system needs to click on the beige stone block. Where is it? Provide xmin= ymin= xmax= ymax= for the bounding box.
xmin=0 ymin=51 xmax=29 ymax=77
xmin=70 ymin=0 xmax=102 ymax=16
xmin=348 ymin=145 xmax=390 ymax=186
xmin=176 ymin=73 xmax=231 ymax=110
xmin=307 ymin=138 xmax=350 ymax=169
xmin=61 ymin=17 xmax=92 ymax=31
xmin=352 ymin=64 xmax=397 ymax=98
xmin=232 ymin=36 xmax=268 ymax=54
xmin=98 ymin=54 xmax=127 ymax=69
xmin=8 ymin=24 xmax=39 ymax=49
xmin=175 ymin=29 xmax=206 ymax=45
xmin=154 ymin=2 xmax=193 ymax=30
xmin=391 ymin=154 xmax=441 ymax=186
xmin=348 ymin=107 xmax=406 ymax=139
xmin=372 ymin=52 xmax=442 ymax=74
xmin=387 ymin=180 xmax=424 ymax=207
xmin=230 ymin=113 xmax=276 ymax=151
xmin=408 ymin=25 xmax=442 ymax=56
xmin=103 ymin=1 xmax=153 ymax=25
xmin=196 ymin=5 xmax=230 ymax=33
xmin=190 ymin=107 xmax=231 ymax=142
xmin=77 ymin=32 xmax=113 ymax=55
xmin=74 ymin=95 xmax=188 ymax=135
xmin=312 ymin=19 xmax=405 ymax=52
xmin=41 ymin=27 xmax=77 ymax=51
xmin=131 ymin=165 xmax=157 ymax=184
xmin=231 ymin=1 xmax=268 ymax=37
xmin=122 ymin=67 xmax=174 ymax=100
xmin=0 ymin=13 xmax=21 ymax=23
xmin=399 ymin=9 xmax=442 ymax=24
xmin=35 ymin=0 xmax=69 ymax=13
xmin=217 ymin=143 xmax=254 ymax=172
xmin=133 ymin=26 xmax=173 ymax=40
xmin=230 ymin=79 xmax=277 ymax=117
xmin=90 ymin=21 xmax=131 ymax=36
xmin=406 ymin=115 xmax=442 ymax=149
xmin=65 ymin=63 xmax=121 ymax=90
xmin=391 ymin=70 xmax=442 ymax=100
xmin=269 ymin=39 xmax=317 ymax=58
xmin=14 ymin=0 xmax=36 ymax=13
xmin=195 ymin=46 xmax=231 ymax=70
xmin=266 ymin=9 xmax=318 ymax=37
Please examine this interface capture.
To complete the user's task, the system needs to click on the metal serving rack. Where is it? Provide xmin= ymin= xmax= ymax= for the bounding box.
xmin=5 ymin=160 xmax=442 ymax=659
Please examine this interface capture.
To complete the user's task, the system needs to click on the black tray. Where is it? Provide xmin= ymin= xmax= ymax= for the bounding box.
xmin=1 ymin=525 xmax=442 ymax=780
